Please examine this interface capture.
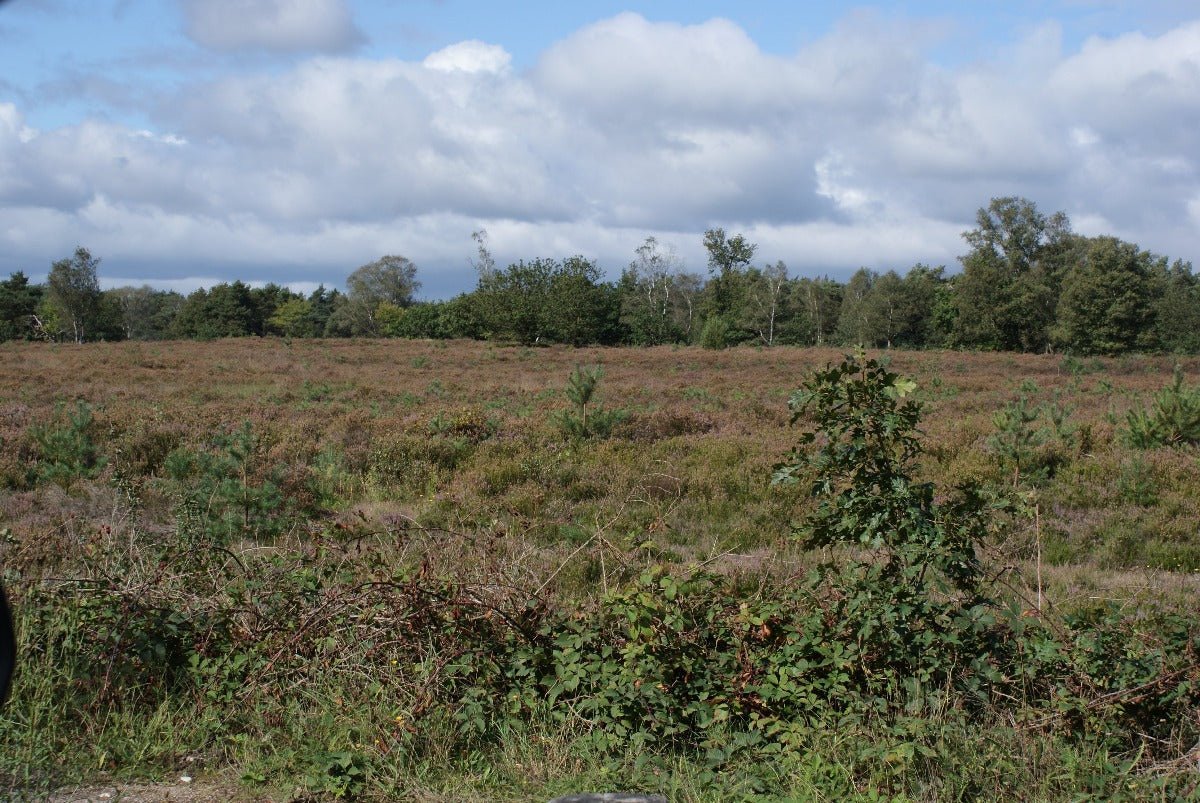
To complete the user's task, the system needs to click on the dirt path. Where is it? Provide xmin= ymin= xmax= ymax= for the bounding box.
xmin=48 ymin=781 xmax=283 ymax=802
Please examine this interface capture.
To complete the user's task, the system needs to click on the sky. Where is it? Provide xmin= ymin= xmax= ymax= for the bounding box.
xmin=0 ymin=0 xmax=1198 ymax=299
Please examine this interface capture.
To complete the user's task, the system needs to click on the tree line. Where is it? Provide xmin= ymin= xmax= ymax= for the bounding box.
xmin=2 ymin=197 xmax=1198 ymax=355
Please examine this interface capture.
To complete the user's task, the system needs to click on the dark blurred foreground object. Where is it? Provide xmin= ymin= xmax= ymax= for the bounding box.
xmin=0 ymin=582 xmax=13 ymax=704
xmin=549 ymin=795 xmax=667 ymax=803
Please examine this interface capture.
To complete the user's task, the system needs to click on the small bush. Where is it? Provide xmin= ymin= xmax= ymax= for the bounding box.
xmin=988 ymin=394 xmax=1074 ymax=485
xmin=164 ymin=422 xmax=289 ymax=545
xmin=556 ymin=365 xmax=627 ymax=440
xmin=614 ymin=409 xmax=715 ymax=442
xmin=1126 ymin=365 xmax=1200 ymax=447
xmin=30 ymin=400 xmax=106 ymax=489
xmin=367 ymin=432 xmax=471 ymax=495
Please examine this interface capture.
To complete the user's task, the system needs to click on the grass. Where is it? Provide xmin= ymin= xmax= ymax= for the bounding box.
xmin=1 ymin=339 xmax=1199 ymax=799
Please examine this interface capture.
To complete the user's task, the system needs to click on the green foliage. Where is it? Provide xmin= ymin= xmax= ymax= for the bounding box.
xmin=474 ymin=257 xmax=619 ymax=346
xmin=989 ymin=396 xmax=1051 ymax=484
xmin=702 ymin=228 xmax=756 ymax=321
xmin=30 ymin=400 xmax=106 ymax=489
xmin=164 ymin=422 xmax=289 ymax=545
xmin=12 ymin=212 xmax=1200 ymax=353
xmin=953 ymin=197 xmax=1073 ymax=352
xmin=774 ymin=352 xmax=994 ymax=594
xmin=305 ymin=750 xmax=368 ymax=799
xmin=982 ymin=384 xmax=1079 ymax=486
xmin=172 ymin=281 xmax=286 ymax=339
xmin=1154 ymin=260 xmax=1200 ymax=353
xmin=1126 ymin=365 xmax=1200 ymax=447
xmin=0 ymin=271 xmax=42 ymax=341
xmin=698 ymin=315 xmax=730 ymax=349
xmin=44 ymin=247 xmax=111 ymax=343
xmin=1115 ymin=456 xmax=1158 ymax=507
xmin=340 ymin=255 xmax=421 ymax=337
xmin=267 ymin=297 xmax=314 ymax=337
xmin=617 ymin=237 xmax=697 ymax=346
xmin=7 ymin=346 xmax=1200 ymax=799
xmin=1055 ymin=236 xmax=1162 ymax=354
xmin=767 ymin=352 xmax=1017 ymax=725
xmin=367 ymin=431 xmax=473 ymax=496
xmin=556 ymin=365 xmax=628 ymax=440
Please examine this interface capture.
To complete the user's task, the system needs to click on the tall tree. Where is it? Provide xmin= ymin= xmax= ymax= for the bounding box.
xmin=172 ymin=281 xmax=257 ymax=339
xmin=545 ymin=256 xmax=620 ymax=346
xmin=858 ymin=270 xmax=911 ymax=348
xmin=701 ymin=228 xmax=756 ymax=322
xmin=109 ymin=285 xmax=184 ymax=340
xmin=836 ymin=268 xmax=878 ymax=346
xmin=791 ymin=276 xmax=842 ymax=346
xmin=698 ymin=228 xmax=757 ymax=347
xmin=1054 ymin=236 xmax=1162 ymax=354
xmin=954 ymin=197 xmax=1073 ymax=351
xmin=740 ymin=261 xmax=789 ymax=346
xmin=248 ymin=283 xmax=300 ymax=335
xmin=0 ymin=271 xmax=42 ymax=341
xmin=470 ymin=229 xmax=496 ymax=278
xmin=901 ymin=264 xmax=952 ymax=348
xmin=474 ymin=258 xmax=555 ymax=344
xmin=618 ymin=237 xmax=698 ymax=345
xmin=1153 ymin=260 xmax=1200 ymax=353
xmin=44 ymin=247 xmax=103 ymax=343
xmin=341 ymin=255 xmax=420 ymax=336
xmin=305 ymin=285 xmax=341 ymax=337
xmin=267 ymin=298 xmax=315 ymax=337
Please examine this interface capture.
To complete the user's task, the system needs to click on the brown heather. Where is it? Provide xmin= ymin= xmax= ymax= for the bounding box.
xmin=3 ymin=338 xmax=1199 ymax=605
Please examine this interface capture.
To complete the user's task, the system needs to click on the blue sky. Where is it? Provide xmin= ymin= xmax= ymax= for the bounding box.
xmin=0 ymin=0 xmax=1198 ymax=298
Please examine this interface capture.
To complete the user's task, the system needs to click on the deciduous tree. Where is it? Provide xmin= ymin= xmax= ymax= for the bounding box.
xmin=44 ymin=247 xmax=103 ymax=343
xmin=954 ymin=197 xmax=1073 ymax=351
xmin=1055 ymin=236 xmax=1162 ymax=354
xmin=618 ymin=237 xmax=698 ymax=345
xmin=342 ymin=255 xmax=421 ymax=336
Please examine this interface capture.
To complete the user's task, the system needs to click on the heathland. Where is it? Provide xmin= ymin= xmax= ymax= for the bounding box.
xmin=1 ymin=338 xmax=1198 ymax=800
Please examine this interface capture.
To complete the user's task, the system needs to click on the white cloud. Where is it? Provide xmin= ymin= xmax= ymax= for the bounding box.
xmin=423 ymin=41 xmax=511 ymax=75
xmin=2 ymin=12 xmax=1200 ymax=292
xmin=181 ymin=0 xmax=363 ymax=54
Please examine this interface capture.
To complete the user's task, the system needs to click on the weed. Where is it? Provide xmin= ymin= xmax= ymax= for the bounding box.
xmin=2 ymin=340 xmax=1200 ymax=800
xmin=1116 ymin=456 xmax=1159 ymax=507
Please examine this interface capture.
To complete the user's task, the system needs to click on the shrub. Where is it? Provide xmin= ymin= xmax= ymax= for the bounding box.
xmin=771 ymin=353 xmax=1013 ymax=709
xmin=555 ymin=365 xmax=627 ymax=440
xmin=988 ymin=394 xmax=1073 ymax=485
xmin=164 ymin=422 xmax=289 ymax=546
xmin=774 ymin=352 xmax=998 ymax=595
xmin=1126 ymin=365 xmax=1200 ymax=447
xmin=699 ymin=316 xmax=730 ymax=349
xmin=30 ymin=400 xmax=106 ymax=489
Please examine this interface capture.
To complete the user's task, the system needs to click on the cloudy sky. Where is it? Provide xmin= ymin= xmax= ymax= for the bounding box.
xmin=0 ymin=0 xmax=1197 ymax=298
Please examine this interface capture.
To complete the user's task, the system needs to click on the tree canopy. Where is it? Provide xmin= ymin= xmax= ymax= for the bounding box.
xmin=4 ymin=199 xmax=1198 ymax=356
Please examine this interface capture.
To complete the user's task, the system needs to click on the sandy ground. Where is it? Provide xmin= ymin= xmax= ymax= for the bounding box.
xmin=46 ymin=781 xmax=287 ymax=802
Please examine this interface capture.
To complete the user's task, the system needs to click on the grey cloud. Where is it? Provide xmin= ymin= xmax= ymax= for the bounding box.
xmin=181 ymin=0 xmax=364 ymax=54
xmin=2 ymin=12 xmax=1199 ymax=294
